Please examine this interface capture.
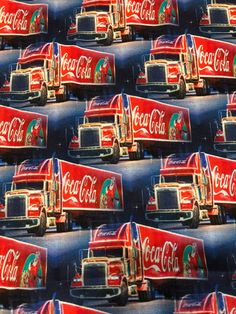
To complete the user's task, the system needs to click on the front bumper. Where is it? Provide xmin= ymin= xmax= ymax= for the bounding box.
xmin=0 ymin=217 xmax=40 ymax=230
xmin=214 ymin=141 xmax=236 ymax=153
xmin=136 ymin=83 xmax=178 ymax=94
xmin=68 ymin=147 xmax=113 ymax=159
xmin=200 ymin=25 xmax=236 ymax=34
xmin=0 ymin=90 xmax=40 ymax=102
xmin=67 ymin=31 xmax=107 ymax=41
xmin=145 ymin=210 xmax=193 ymax=222
xmin=70 ymin=286 xmax=121 ymax=300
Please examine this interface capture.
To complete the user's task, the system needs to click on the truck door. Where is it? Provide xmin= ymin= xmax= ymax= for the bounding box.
xmin=119 ymin=93 xmax=133 ymax=143
xmin=49 ymin=158 xmax=61 ymax=213
xmin=185 ymin=34 xmax=199 ymax=80
xmin=130 ymin=222 xmax=143 ymax=281
xmin=199 ymin=152 xmax=213 ymax=206
xmin=50 ymin=42 xmax=60 ymax=87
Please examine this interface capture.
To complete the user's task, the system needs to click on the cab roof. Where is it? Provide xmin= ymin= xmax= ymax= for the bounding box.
xmin=151 ymin=35 xmax=186 ymax=55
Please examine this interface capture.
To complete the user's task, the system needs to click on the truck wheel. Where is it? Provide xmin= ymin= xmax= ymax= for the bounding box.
xmin=186 ymin=205 xmax=199 ymax=229
xmin=196 ymin=79 xmax=210 ymax=96
xmin=56 ymin=86 xmax=69 ymax=102
xmin=138 ymin=280 xmax=155 ymax=302
xmin=175 ymin=79 xmax=186 ymax=99
xmin=115 ymin=281 xmax=128 ymax=306
xmin=212 ymin=207 xmax=227 ymax=225
xmin=34 ymin=212 xmax=46 ymax=237
xmin=102 ymin=29 xmax=113 ymax=46
xmin=36 ymin=85 xmax=47 ymax=106
xmin=109 ymin=142 xmax=120 ymax=164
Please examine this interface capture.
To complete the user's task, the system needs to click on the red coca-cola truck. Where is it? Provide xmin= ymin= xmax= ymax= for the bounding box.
xmin=0 ymin=105 xmax=47 ymax=164
xmin=214 ymin=92 xmax=236 ymax=154
xmin=67 ymin=0 xmax=179 ymax=46
xmin=70 ymin=222 xmax=208 ymax=305
xmin=0 ymin=158 xmax=123 ymax=236
xmin=0 ymin=0 xmax=48 ymax=49
xmin=136 ymin=34 xmax=236 ymax=99
xmin=146 ymin=152 xmax=236 ymax=228
xmin=68 ymin=93 xmax=191 ymax=164
xmin=0 ymin=42 xmax=115 ymax=106
xmin=199 ymin=0 xmax=236 ymax=37
xmin=174 ymin=291 xmax=236 ymax=314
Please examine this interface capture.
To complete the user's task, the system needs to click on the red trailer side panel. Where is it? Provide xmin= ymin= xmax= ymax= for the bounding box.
xmin=0 ymin=0 xmax=48 ymax=36
xmin=60 ymin=160 xmax=123 ymax=211
xmin=138 ymin=224 xmax=208 ymax=280
xmin=60 ymin=44 xmax=115 ymax=85
xmin=129 ymin=95 xmax=191 ymax=142
xmin=0 ymin=105 xmax=47 ymax=149
xmin=126 ymin=0 xmax=179 ymax=27
xmin=0 ymin=236 xmax=47 ymax=290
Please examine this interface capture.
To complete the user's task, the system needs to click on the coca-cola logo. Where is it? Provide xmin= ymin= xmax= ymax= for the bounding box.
xmin=127 ymin=0 xmax=156 ymax=22
xmin=167 ymin=157 xmax=188 ymax=166
xmin=62 ymin=172 xmax=97 ymax=204
xmin=197 ymin=45 xmax=230 ymax=73
xmin=0 ymin=117 xmax=25 ymax=143
xmin=61 ymin=53 xmax=92 ymax=80
xmin=142 ymin=237 xmax=179 ymax=273
xmin=132 ymin=105 xmax=166 ymax=135
xmin=97 ymin=230 xmax=117 ymax=238
xmin=0 ymin=6 xmax=28 ymax=31
xmin=212 ymin=165 xmax=236 ymax=198
xmin=0 ymin=249 xmax=20 ymax=283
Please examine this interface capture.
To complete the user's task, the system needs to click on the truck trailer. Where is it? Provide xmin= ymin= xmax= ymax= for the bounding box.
xmin=136 ymin=34 xmax=236 ymax=98
xmin=146 ymin=152 xmax=236 ymax=228
xmin=199 ymin=0 xmax=236 ymax=37
xmin=67 ymin=0 xmax=179 ymax=45
xmin=70 ymin=222 xmax=208 ymax=305
xmin=0 ymin=158 xmax=123 ymax=236
xmin=0 ymin=0 xmax=48 ymax=49
xmin=68 ymin=93 xmax=191 ymax=163
xmin=0 ymin=105 xmax=47 ymax=164
xmin=0 ymin=42 xmax=115 ymax=106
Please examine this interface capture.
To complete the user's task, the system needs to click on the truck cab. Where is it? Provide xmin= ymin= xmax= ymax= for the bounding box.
xmin=0 ymin=42 xmax=65 ymax=106
xmin=68 ymin=94 xmax=135 ymax=164
xmin=0 ymin=158 xmax=61 ymax=236
xmin=214 ymin=92 xmax=236 ymax=154
xmin=70 ymin=222 xmax=144 ymax=306
xmin=199 ymin=0 xmax=236 ymax=36
xmin=136 ymin=34 xmax=203 ymax=99
xmin=146 ymin=152 xmax=213 ymax=228
xmin=67 ymin=0 xmax=130 ymax=46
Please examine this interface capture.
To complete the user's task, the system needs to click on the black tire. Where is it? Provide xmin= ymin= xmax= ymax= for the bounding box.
xmin=56 ymin=213 xmax=73 ymax=232
xmin=102 ymin=29 xmax=113 ymax=46
xmin=56 ymin=86 xmax=69 ymax=102
xmin=34 ymin=212 xmax=46 ymax=237
xmin=138 ymin=280 xmax=155 ymax=302
xmin=33 ymin=85 xmax=47 ymax=106
xmin=211 ymin=206 xmax=227 ymax=225
xmin=186 ymin=205 xmax=200 ymax=229
xmin=109 ymin=142 xmax=120 ymax=164
xmin=115 ymin=281 xmax=128 ymax=306
xmin=175 ymin=79 xmax=186 ymax=99
xmin=195 ymin=79 xmax=210 ymax=96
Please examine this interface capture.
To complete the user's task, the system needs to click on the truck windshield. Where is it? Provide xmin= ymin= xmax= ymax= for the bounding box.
xmin=84 ymin=6 xmax=110 ymax=12
xmin=87 ymin=116 xmax=115 ymax=123
xmin=153 ymin=54 xmax=180 ymax=61
xmin=228 ymin=111 xmax=236 ymax=117
xmin=162 ymin=175 xmax=193 ymax=184
xmin=20 ymin=60 xmax=45 ymax=69
xmin=14 ymin=181 xmax=44 ymax=190
xmin=214 ymin=0 xmax=235 ymax=4
xmin=91 ymin=248 xmax=123 ymax=258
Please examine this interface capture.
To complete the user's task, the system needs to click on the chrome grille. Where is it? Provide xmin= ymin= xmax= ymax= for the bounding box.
xmin=156 ymin=189 xmax=179 ymax=210
xmin=224 ymin=123 xmax=236 ymax=141
xmin=77 ymin=16 xmax=95 ymax=32
xmin=83 ymin=263 xmax=106 ymax=286
xmin=147 ymin=65 xmax=166 ymax=83
xmin=80 ymin=128 xmax=100 ymax=147
xmin=11 ymin=74 xmax=29 ymax=92
xmin=209 ymin=8 xmax=228 ymax=24
xmin=7 ymin=196 xmax=26 ymax=217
